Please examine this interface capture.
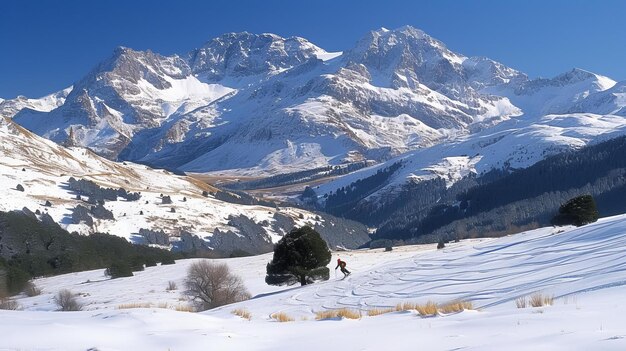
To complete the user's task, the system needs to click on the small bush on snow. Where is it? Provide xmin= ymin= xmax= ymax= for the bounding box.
xmin=54 ymin=289 xmax=83 ymax=311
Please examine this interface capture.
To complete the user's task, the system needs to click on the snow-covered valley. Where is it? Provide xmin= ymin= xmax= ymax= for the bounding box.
xmin=3 ymin=215 xmax=626 ymax=350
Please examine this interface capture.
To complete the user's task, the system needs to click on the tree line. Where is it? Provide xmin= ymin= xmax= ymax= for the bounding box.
xmin=0 ymin=210 xmax=175 ymax=295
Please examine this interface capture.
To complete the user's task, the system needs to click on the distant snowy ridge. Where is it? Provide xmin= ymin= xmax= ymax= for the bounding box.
xmin=0 ymin=86 xmax=72 ymax=118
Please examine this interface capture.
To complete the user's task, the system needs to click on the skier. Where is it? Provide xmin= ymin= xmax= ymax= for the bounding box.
xmin=335 ymin=258 xmax=351 ymax=277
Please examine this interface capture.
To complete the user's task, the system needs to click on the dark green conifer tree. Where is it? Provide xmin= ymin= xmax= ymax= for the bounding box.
xmin=266 ymin=226 xmax=331 ymax=286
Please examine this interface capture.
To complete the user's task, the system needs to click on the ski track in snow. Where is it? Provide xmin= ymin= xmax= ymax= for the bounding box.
xmin=210 ymin=215 xmax=626 ymax=318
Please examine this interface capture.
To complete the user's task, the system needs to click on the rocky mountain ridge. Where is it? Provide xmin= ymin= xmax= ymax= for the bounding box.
xmin=4 ymin=26 xmax=625 ymax=184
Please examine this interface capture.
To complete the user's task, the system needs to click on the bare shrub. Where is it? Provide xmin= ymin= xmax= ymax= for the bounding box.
xmin=23 ymin=281 xmax=42 ymax=297
xmin=184 ymin=261 xmax=251 ymax=311
xmin=515 ymin=296 xmax=527 ymax=308
xmin=232 ymin=308 xmax=252 ymax=320
xmin=0 ymin=297 xmax=20 ymax=310
xmin=271 ymin=312 xmax=294 ymax=322
xmin=174 ymin=304 xmax=194 ymax=312
xmin=54 ymin=289 xmax=83 ymax=311
xmin=166 ymin=281 xmax=178 ymax=291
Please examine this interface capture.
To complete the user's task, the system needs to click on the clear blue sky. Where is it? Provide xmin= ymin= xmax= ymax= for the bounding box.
xmin=2 ymin=0 xmax=625 ymax=98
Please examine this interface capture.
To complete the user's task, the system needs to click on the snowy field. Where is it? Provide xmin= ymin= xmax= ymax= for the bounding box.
xmin=3 ymin=215 xmax=626 ymax=350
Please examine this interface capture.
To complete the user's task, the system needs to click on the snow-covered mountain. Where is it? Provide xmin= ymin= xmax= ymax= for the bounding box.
xmin=0 ymin=87 xmax=72 ymax=118
xmin=313 ymin=68 xmax=625 ymax=209
xmin=8 ymin=26 xmax=626 ymax=182
xmin=483 ymin=68 xmax=616 ymax=117
xmin=11 ymin=27 xmax=527 ymax=175
xmin=0 ymin=117 xmax=368 ymax=255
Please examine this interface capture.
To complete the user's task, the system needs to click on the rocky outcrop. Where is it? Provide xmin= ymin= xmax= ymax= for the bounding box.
xmin=137 ymin=228 xmax=170 ymax=246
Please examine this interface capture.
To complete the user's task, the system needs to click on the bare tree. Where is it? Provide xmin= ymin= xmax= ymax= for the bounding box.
xmin=184 ymin=261 xmax=251 ymax=311
xmin=54 ymin=289 xmax=83 ymax=311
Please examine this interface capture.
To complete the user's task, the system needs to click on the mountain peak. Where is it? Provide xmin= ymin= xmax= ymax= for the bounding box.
xmin=551 ymin=68 xmax=616 ymax=91
xmin=188 ymin=31 xmax=324 ymax=80
xmin=369 ymin=25 xmax=428 ymax=39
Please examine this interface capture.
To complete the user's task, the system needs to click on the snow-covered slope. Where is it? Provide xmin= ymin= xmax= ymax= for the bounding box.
xmin=484 ymin=68 xmax=616 ymax=117
xmin=569 ymin=80 xmax=626 ymax=116
xmin=317 ymin=111 xmax=626 ymax=202
xmin=5 ymin=214 xmax=626 ymax=350
xmin=0 ymin=117 xmax=368 ymax=254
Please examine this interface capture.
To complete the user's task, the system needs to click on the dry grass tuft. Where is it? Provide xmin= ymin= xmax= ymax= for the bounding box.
xmin=516 ymin=293 xmax=553 ymax=308
xmin=395 ymin=302 xmax=418 ymax=312
xmin=336 ymin=308 xmax=362 ymax=319
xmin=173 ymin=304 xmax=194 ymax=312
xmin=166 ymin=281 xmax=177 ymax=291
xmin=232 ymin=308 xmax=252 ymax=320
xmin=439 ymin=300 xmax=473 ymax=314
xmin=271 ymin=312 xmax=295 ymax=322
xmin=117 ymin=302 xmax=193 ymax=312
xmin=415 ymin=301 xmax=439 ymax=317
xmin=315 ymin=310 xmax=338 ymax=320
xmin=529 ymin=293 xmax=553 ymax=307
xmin=315 ymin=308 xmax=362 ymax=320
xmin=367 ymin=308 xmax=391 ymax=317
xmin=117 ymin=302 xmax=152 ymax=309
